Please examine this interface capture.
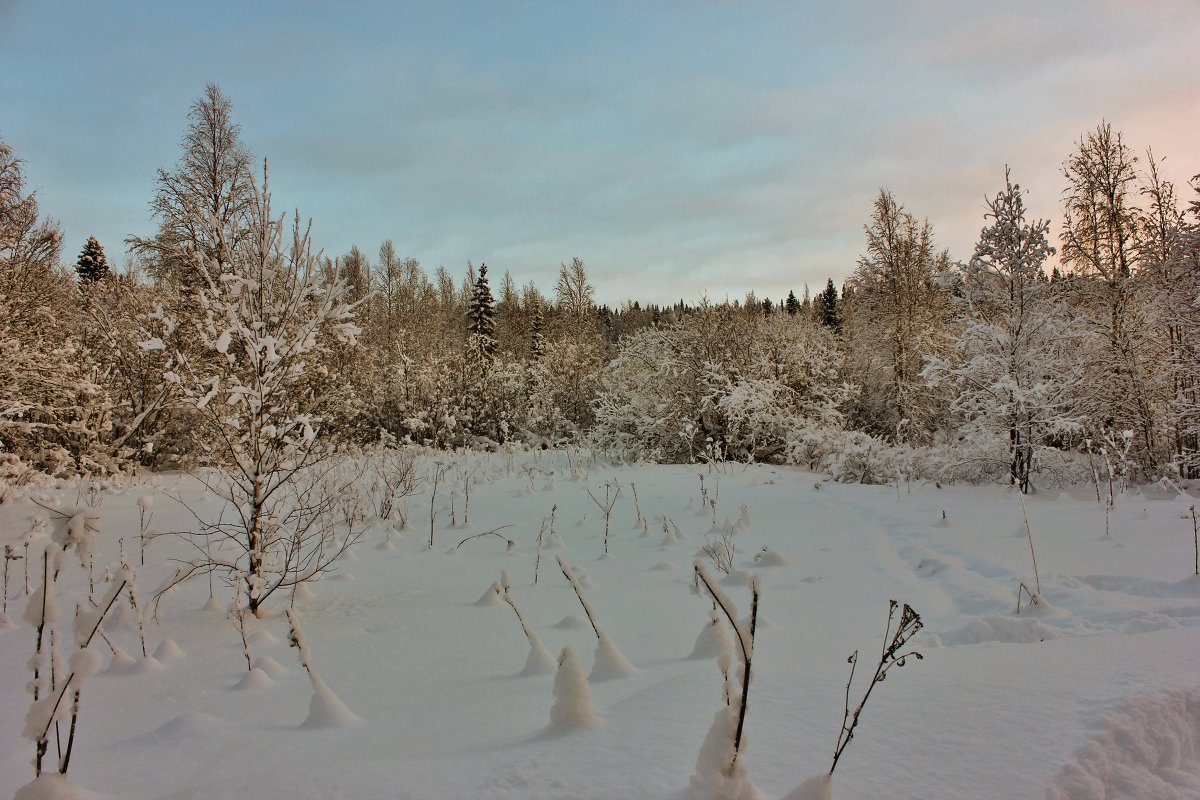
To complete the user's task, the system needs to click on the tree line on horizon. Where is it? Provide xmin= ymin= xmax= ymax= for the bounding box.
xmin=2 ymin=83 xmax=1198 ymax=492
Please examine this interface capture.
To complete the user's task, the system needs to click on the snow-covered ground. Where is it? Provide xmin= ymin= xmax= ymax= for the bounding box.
xmin=3 ymin=454 xmax=1199 ymax=799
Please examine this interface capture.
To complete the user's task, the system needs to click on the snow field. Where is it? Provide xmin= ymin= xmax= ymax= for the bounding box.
xmin=2 ymin=456 xmax=1199 ymax=799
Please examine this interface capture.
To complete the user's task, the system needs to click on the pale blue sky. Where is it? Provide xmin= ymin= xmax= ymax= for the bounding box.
xmin=2 ymin=1 xmax=1197 ymax=305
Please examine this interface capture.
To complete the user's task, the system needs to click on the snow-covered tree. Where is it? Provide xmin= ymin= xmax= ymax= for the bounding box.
xmin=926 ymin=170 xmax=1083 ymax=492
xmin=128 ymin=83 xmax=254 ymax=289
xmin=0 ymin=138 xmax=111 ymax=474
xmin=1167 ymin=172 xmax=1200 ymax=474
xmin=75 ymin=236 xmax=109 ymax=284
xmin=843 ymin=190 xmax=953 ymax=444
xmin=147 ymin=163 xmax=363 ymax=615
xmin=555 ymin=257 xmax=594 ymax=319
xmin=466 ymin=262 xmax=496 ymax=365
xmin=1060 ymin=122 xmax=1164 ymax=477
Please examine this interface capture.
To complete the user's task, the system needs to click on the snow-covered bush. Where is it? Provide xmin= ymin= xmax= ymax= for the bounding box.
xmin=593 ymin=309 xmax=853 ymax=464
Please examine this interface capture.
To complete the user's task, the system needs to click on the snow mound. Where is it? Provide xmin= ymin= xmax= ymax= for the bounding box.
xmin=519 ymin=633 xmax=558 ymax=677
xmin=548 ymin=646 xmax=599 ymax=732
xmin=252 ymin=654 xmax=289 ymax=678
xmin=752 ymin=547 xmax=791 ymax=567
xmin=13 ymin=774 xmax=89 ymax=800
xmin=554 ymin=614 xmax=589 ymax=629
xmin=248 ymin=629 xmax=281 ymax=648
xmin=589 ymin=629 xmax=637 ymax=681
xmin=648 ymin=561 xmax=678 ymax=571
xmin=301 ymin=675 xmax=360 ymax=728
xmin=686 ymin=705 xmax=761 ymax=800
xmin=153 ymin=638 xmax=185 ymax=662
xmin=780 ymin=773 xmax=833 ymax=800
xmin=941 ymin=615 xmax=1065 ymax=645
xmin=690 ymin=613 xmax=735 ymax=659
xmin=1045 ymin=687 xmax=1200 ymax=799
xmin=474 ymin=581 xmax=503 ymax=607
xmin=234 ymin=667 xmax=274 ymax=689
xmin=201 ymin=596 xmax=224 ymax=612
xmin=126 ymin=711 xmax=229 ymax=747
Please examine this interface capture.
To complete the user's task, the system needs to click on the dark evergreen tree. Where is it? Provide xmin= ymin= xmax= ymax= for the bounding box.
xmin=761 ymin=298 xmax=773 ymax=316
xmin=814 ymin=278 xmax=841 ymax=330
xmin=785 ymin=290 xmax=799 ymax=316
xmin=466 ymin=262 xmax=496 ymax=364
xmin=530 ymin=302 xmax=546 ymax=362
xmin=76 ymin=235 xmax=110 ymax=283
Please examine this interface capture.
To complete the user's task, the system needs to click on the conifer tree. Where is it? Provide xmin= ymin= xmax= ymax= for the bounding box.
xmin=785 ymin=290 xmax=799 ymax=316
xmin=814 ymin=279 xmax=841 ymax=331
xmin=466 ymin=262 xmax=496 ymax=365
xmin=75 ymin=236 xmax=109 ymax=284
xmin=530 ymin=303 xmax=546 ymax=363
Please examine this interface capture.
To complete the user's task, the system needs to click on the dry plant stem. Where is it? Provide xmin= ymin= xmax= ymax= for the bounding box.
xmin=1192 ymin=505 xmax=1198 ymax=576
xmin=1015 ymin=581 xmax=1039 ymax=614
xmin=502 ymin=588 xmax=536 ymax=645
xmin=693 ymin=565 xmax=757 ymax=772
xmin=830 ymin=600 xmax=924 ymax=775
xmin=534 ymin=519 xmax=546 ymax=584
xmin=455 ymin=525 xmax=514 ymax=551
xmin=429 ymin=462 xmax=449 ymax=549
xmin=630 ymin=482 xmax=643 ymax=526
xmin=1018 ymin=492 xmax=1041 ymax=595
xmin=587 ymin=481 xmax=621 ymax=555
xmin=558 ymin=557 xmax=600 ymax=639
xmin=33 ymin=578 xmax=127 ymax=777
xmin=2 ymin=544 xmax=18 ymax=615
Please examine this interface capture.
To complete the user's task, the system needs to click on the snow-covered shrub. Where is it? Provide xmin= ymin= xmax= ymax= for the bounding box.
xmin=593 ymin=309 xmax=853 ymax=464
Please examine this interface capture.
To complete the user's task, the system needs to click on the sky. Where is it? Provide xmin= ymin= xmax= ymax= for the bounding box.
xmin=2 ymin=0 xmax=1198 ymax=306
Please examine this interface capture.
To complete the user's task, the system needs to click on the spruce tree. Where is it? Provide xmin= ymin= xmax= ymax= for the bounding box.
xmin=466 ymin=262 xmax=496 ymax=364
xmin=814 ymin=278 xmax=841 ymax=331
xmin=76 ymin=236 xmax=110 ymax=284
xmin=785 ymin=290 xmax=799 ymax=316
xmin=530 ymin=303 xmax=546 ymax=362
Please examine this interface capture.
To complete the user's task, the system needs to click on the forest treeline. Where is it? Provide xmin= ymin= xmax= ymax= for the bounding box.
xmin=2 ymin=84 xmax=1198 ymax=491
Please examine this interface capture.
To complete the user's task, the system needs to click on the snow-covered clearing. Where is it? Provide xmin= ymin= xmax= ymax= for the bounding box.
xmin=3 ymin=454 xmax=1199 ymax=799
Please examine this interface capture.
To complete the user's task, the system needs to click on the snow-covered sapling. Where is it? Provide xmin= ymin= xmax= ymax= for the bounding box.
xmin=587 ymin=480 xmax=622 ymax=556
xmin=829 ymin=600 xmax=924 ymax=775
xmin=455 ymin=525 xmax=515 ymax=552
xmin=691 ymin=562 xmax=759 ymax=777
xmin=500 ymin=569 xmax=556 ymax=675
xmin=557 ymin=556 xmax=635 ymax=680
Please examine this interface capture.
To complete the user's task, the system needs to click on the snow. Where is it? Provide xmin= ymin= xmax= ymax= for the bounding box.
xmin=2 ymin=457 xmax=1200 ymax=798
